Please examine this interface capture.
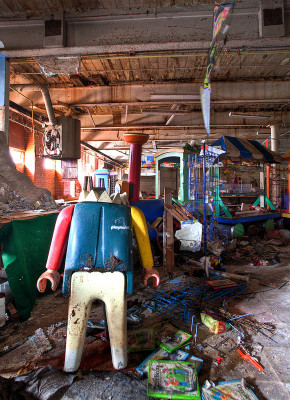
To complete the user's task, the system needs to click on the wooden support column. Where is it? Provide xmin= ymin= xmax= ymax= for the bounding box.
xmin=163 ymin=187 xmax=175 ymax=275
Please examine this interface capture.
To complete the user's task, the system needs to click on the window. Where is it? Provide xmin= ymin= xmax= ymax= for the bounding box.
xmin=9 ymin=148 xmax=24 ymax=164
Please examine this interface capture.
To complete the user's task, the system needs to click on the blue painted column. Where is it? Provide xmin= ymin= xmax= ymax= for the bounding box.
xmin=0 ymin=53 xmax=10 ymax=142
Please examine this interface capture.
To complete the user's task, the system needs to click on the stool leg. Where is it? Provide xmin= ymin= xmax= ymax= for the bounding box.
xmin=104 ymin=274 xmax=127 ymax=370
xmin=64 ymin=277 xmax=92 ymax=373
xmin=64 ymin=271 xmax=127 ymax=372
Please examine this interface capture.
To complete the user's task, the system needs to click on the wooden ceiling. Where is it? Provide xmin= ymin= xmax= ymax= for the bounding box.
xmin=3 ymin=0 xmax=290 ymax=158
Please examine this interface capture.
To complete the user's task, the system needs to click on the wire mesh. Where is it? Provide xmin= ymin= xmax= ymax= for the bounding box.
xmin=147 ymin=275 xmax=247 ymax=333
xmin=183 ymin=149 xmax=223 ymax=252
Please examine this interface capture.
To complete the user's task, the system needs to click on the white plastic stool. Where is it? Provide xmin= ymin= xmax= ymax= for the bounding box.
xmin=64 ymin=271 xmax=127 ymax=372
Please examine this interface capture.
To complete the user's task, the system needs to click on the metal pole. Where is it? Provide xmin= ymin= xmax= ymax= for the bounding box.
xmin=270 ymin=125 xmax=280 ymax=207
xmin=203 ymin=142 xmax=207 ymax=256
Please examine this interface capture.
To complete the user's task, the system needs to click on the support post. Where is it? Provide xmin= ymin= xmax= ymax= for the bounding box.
xmin=163 ymin=187 xmax=175 ymax=275
xmin=0 ymin=53 xmax=10 ymax=142
xmin=202 ymin=142 xmax=207 ymax=256
xmin=270 ymin=125 xmax=280 ymax=208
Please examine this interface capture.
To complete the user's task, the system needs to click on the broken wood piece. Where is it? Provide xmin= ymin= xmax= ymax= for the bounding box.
xmin=186 ymin=259 xmax=249 ymax=282
xmin=210 ymin=270 xmax=249 ymax=282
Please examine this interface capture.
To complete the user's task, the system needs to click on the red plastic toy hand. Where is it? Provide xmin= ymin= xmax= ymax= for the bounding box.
xmin=142 ymin=267 xmax=160 ymax=288
xmin=37 ymin=269 xmax=61 ymax=292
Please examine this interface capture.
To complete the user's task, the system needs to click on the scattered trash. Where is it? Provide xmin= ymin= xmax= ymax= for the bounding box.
xmin=200 ymin=312 xmax=230 ymax=335
xmin=86 ymin=319 xmax=106 ymax=336
xmin=205 ymin=279 xmax=238 ymax=290
xmin=216 ymin=308 xmax=276 ymax=342
xmin=175 ymin=220 xmax=202 ymax=252
xmin=6 ymin=302 xmax=19 ymax=322
xmin=127 ymin=302 xmax=143 ymax=327
xmin=237 ymin=347 xmax=263 ymax=371
xmin=214 ymin=356 xmax=223 ymax=366
xmin=202 ymin=378 xmax=260 ymax=400
xmin=147 ymin=360 xmax=201 ymax=399
xmin=14 ymin=366 xmax=76 ymax=399
xmin=28 ymin=328 xmax=52 ymax=355
xmin=128 ymin=327 xmax=155 ymax=352
xmin=136 ymin=347 xmax=190 ymax=376
xmin=159 ymin=328 xmax=192 ymax=353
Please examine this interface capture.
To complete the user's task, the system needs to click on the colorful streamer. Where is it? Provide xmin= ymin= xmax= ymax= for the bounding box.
xmin=212 ymin=2 xmax=235 ymax=44
xmin=200 ymin=1 xmax=235 ymax=136
xmin=200 ymin=85 xmax=211 ymax=136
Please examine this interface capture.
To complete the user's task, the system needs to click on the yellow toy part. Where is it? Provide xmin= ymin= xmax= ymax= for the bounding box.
xmin=131 ymin=206 xmax=154 ymax=270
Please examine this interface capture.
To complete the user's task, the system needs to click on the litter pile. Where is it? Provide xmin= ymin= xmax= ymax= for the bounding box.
xmin=218 ymin=230 xmax=287 ymax=267
xmin=0 ymin=132 xmax=57 ymax=217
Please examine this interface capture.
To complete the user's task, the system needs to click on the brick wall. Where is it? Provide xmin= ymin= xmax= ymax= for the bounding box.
xmin=8 ymin=114 xmax=106 ymax=200
xmin=9 ymin=120 xmax=26 ymax=150
xmin=8 ymin=115 xmax=67 ymax=199
xmin=9 ymin=120 xmax=26 ymax=173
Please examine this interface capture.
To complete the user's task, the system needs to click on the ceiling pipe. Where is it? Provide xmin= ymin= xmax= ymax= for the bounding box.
xmin=81 ymin=140 xmax=124 ymax=167
xmin=10 ymin=84 xmax=57 ymax=126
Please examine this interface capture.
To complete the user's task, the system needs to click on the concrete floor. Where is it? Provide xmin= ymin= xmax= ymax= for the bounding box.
xmin=0 ymin=253 xmax=289 ymax=399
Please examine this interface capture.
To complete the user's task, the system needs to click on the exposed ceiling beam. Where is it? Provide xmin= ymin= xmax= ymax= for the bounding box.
xmin=81 ymin=124 xmax=274 ymax=131
xmin=142 ymin=110 xmax=188 ymax=116
xmin=150 ymin=94 xmax=199 ymax=100
xmin=3 ymin=38 xmax=290 ymax=59
xmin=43 ymin=99 xmax=290 ymax=108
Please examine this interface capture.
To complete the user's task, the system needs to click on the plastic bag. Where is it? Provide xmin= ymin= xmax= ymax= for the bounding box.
xmin=175 ymin=220 xmax=202 ymax=252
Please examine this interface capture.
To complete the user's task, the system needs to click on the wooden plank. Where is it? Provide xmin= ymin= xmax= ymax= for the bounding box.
xmin=0 ymin=210 xmax=59 ymax=224
xmin=165 ymin=204 xmax=192 ymax=222
xmin=172 ymin=204 xmax=191 ymax=220
xmin=165 ymin=205 xmax=181 ymax=222
xmin=172 ymin=201 xmax=192 ymax=217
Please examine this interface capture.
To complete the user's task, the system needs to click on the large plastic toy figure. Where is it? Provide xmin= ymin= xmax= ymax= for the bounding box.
xmin=37 ymin=198 xmax=159 ymax=372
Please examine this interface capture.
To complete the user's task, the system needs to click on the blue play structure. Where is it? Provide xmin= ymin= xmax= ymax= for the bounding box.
xmin=130 ymin=199 xmax=164 ymax=240
xmin=93 ymin=168 xmax=110 ymax=191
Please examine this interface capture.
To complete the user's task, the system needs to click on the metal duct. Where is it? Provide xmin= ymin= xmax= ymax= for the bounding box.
xmin=10 ymin=84 xmax=57 ymax=126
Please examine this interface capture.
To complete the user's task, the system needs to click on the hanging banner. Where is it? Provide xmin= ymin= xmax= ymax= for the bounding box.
xmin=200 ymin=1 xmax=235 ymax=136
xmin=200 ymin=84 xmax=211 ymax=136
xmin=212 ymin=1 xmax=235 ymax=44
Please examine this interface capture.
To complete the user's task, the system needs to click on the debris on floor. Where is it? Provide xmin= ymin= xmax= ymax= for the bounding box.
xmin=28 ymin=328 xmax=52 ymax=355
xmin=0 ymin=240 xmax=290 ymax=399
xmin=147 ymin=359 xmax=201 ymax=399
xmin=202 ymin=378 xmax=259 ymax=400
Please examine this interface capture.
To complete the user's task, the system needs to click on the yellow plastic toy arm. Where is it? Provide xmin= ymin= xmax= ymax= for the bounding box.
xmin=131 ymin=206 xmax=160 ymax=287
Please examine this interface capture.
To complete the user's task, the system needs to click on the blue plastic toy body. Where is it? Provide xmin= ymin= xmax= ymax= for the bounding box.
xmin=63 ymin=202 xmax=133 ymax=295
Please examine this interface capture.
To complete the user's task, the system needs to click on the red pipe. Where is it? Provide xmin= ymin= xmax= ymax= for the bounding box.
xmin=123 ymin=133 xmax=149 ymax=202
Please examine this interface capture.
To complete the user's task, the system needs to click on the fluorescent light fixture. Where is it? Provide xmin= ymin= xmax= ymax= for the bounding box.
xmin=150 ymin=93 xmax=200 ymax=100
xmin=142 ymin=110 xmax=188 ymax=115
xmin=229 ymin=112 xmax=269 ymax=119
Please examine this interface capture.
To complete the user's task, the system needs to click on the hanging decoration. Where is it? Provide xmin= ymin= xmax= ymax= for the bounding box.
xmin=200 ymin=1 xmax=235 ymax=136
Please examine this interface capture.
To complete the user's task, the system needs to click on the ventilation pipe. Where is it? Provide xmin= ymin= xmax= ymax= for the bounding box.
xmin=10 ymin=84 xmax=57 ymax=126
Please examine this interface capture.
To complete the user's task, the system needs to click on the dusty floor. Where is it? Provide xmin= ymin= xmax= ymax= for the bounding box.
xmin=0 ymin=249 xmax=289 ymax=399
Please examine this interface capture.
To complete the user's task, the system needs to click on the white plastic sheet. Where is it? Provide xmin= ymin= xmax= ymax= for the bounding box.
xmin=175 ymin=220 xmax=202 ymax=252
